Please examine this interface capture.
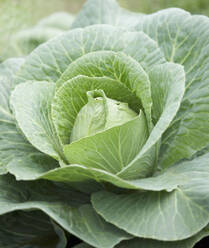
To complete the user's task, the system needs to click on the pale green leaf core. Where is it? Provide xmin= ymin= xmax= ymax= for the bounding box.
xmin=64 ymin=112 xmax=149 ymax=174
xmin=71 ymin=89 xmax=137 ymax=142
xmin=62 ymin=81 xmax=150 ymax=175
xmin=52 ymin=75 xmax=141 ymax=146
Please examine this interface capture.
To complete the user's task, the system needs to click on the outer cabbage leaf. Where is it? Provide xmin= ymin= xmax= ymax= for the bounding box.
xmin=74 ymin=225 xmax=209 ymax=248
xmin=0 ymin=175 xmax=131 ymax=248
xmin=136 ymin=8 xmax=209 ymax=168
xmin=73 ymin=244 xmax=93 ymax=248
xmin=72 ymin=0 xmax=143 ymax=29
xmin=11 ymin=81 xmax=64 ymax=161
xmin=0 ymin=59 xmax=58 ymax=175
xmin=117 ymin=62 xmax=185 ymax=179
xmin=116 ymin=225 xmax=209 ymax=248
xmin=0 ymin=58 xmax=24 ymax=174
xmin=8 ymin=138 xmax=209 ymax=193
xmin=7 ymin=153 xmax=59 ymax=180
xmin=15 ymin=25 xmax=165 ymax=85
xmin=0 ymin=210 xmax=67 ymax=248
xmin=91 ymin=152 xmax=209 ymax=241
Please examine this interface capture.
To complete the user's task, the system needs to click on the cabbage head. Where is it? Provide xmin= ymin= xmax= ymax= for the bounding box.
xmin=0 ymin=0 xmax=209 ymax=247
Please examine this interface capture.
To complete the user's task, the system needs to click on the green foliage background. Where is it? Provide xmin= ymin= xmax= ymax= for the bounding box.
xmin=0 ymin=0 xmax=209 ymax=60
xmin=121 ymin=0 xmax=209 ymax=15
xmin=0 ymin=0 xmax=84 ymax=60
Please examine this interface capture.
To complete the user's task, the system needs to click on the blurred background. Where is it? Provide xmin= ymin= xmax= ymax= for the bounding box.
xmin=1 ymin=0 xmax=209 ymax=60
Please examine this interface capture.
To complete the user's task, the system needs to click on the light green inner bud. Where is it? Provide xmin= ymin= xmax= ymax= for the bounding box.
xmin=70 ymin=89 xmax=138 ymax=142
